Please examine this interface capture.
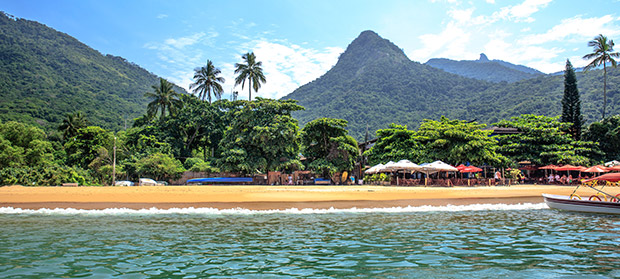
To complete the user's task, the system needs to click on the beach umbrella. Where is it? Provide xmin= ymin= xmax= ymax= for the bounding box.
xmin=456 ymin=164 xmax=467 ymax=171
xmin=364 ymin=163 xmax=384 ymax=174
xmin=461 ymin=166 xmax=483 ymax=173
xmin=583 ymin=165 xmax=609 ymax=173
xmin=583 ymin=172 xmax=620 ymax=183
xmin=607 ymin=165 xmax=620 ymax=172
xmin=539 ymin=165 xmax=559 ymax=170
xmin=427 ymin=161 xmax=458 ymax=172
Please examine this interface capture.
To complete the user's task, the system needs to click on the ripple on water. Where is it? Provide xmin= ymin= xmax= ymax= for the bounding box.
xmin=0 ymin=208 xmax=618 ymax=278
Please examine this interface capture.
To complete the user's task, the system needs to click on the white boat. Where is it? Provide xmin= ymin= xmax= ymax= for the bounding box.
xmin=542 ymin=194 xmax=620 ymax=215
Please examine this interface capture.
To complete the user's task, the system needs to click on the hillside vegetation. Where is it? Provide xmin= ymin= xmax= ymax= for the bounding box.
xmin=0 ymin=12 xmax=186 ymax=131
xmin=283 ymin=31 xmax=619 ymax=139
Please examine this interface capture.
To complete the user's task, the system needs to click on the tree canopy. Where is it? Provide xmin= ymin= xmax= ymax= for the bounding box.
xmin=301 ymin=118 xmax=359 ymax=178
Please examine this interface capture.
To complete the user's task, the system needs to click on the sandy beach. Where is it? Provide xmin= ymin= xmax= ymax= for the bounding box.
xmin=0 ymin=184 xmax=592 ymax=210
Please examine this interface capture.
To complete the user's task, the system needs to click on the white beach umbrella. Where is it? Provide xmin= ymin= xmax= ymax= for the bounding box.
xmin=427 ymin=160 xmax=458 ymax=172
xmin=364 ymin=163 xmax=384 ymax=174
xmin=392 ymin=159 xmax=421 ymax=172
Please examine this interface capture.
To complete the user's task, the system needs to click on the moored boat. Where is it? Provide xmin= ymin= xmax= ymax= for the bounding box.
xmin=542 ymin=194 xmax=620 ymax=214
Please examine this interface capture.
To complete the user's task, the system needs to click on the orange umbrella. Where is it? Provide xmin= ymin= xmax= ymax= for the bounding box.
xmin=607 ymin=165 xmax=620 ymax=172
xmin=461 ymin=166 xmax=483 ymax=173
xmin=584 ymin=173 xmax=620 ymax=183
xmin=555 ymin=164 xmax=586 ymax=171
xmin=540 ymin=165 xmax=559 ymax=170
xmin=583 ymin=166 xmax=609 ymax=173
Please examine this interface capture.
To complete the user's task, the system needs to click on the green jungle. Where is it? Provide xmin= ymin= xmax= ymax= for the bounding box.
xmin=0 ymin=13 xmax=619 ymax=186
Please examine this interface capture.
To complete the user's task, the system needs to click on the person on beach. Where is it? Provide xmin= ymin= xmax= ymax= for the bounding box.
xmin=555 ymin=174 xmax=560 ymax=184
xmin=494 ymin=170 xmax=502 ymax=185
xmin=548 ymin=174 xmax=554 ymax=184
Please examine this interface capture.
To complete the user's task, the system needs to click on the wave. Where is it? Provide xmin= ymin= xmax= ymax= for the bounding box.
xmin=0 ymin=203 xmax=549 ymax=215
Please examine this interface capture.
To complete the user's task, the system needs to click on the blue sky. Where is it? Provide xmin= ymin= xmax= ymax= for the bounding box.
xmin=3 ymin=0 xmax=620 ymax=99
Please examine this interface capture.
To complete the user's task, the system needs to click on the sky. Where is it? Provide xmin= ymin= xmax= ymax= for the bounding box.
xmin=3 ymin=0 xmax=620 ymax=100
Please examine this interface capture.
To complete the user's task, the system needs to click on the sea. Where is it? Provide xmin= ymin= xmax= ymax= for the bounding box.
xmin=0 ymin=204 xmax=618 ymax=278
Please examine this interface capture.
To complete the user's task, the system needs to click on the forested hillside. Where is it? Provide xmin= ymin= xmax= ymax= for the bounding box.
xmin=425 ymin=54 xmax=544 ymax=83
xmin=0 ymin=12 xmax=186 ymax=131
xmin=283 ymin=30 xmax=620 ymax=140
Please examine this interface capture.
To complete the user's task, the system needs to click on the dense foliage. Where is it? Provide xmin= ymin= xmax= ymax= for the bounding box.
xmin=582 ymin=115 xmax=620 ymax=162
xmin=301 ymin=118 xmax=359 ymax=178
xmin=283 ymin=30 xmax=620 ymax=140
xmin=365 ymin=117 xmax=508 ymax=167
xmin=494 ymin=115 xmax=598 ymax=165
xmin=0 ymin=12 xmax=186 ymax=132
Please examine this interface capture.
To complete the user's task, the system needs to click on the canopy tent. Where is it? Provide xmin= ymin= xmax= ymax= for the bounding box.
xmin=583 ymin=173 xmax=620 ymax=183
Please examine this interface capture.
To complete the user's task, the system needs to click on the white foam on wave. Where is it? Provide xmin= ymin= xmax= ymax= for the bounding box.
xmin=0 ymin=203 xmax=549 ymax=216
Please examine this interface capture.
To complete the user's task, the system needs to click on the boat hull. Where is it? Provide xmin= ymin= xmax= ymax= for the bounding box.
xmin=542 ymin=194 xmax=620 ymax=215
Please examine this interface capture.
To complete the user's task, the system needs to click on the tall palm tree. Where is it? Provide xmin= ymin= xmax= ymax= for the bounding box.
xmin=583 ymin=34 xmax=619 ymax=119
xmin=234 ymin=52 xmax=266 ymax=101
xmin=58 ymin=111 xmax=89 ymax=140
xmin=144 ymin=78 xmax=182 ymax=121
xmin=190 ymin=60 xmax=225 ymax=104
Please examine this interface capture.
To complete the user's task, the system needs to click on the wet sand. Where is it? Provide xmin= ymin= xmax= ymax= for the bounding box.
xmin=0 ymin=184 xmax=585 ymax=210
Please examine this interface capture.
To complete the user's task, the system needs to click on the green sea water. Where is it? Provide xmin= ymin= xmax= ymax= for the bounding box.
xmin=0 ymin=205 xmax=618 ymax=278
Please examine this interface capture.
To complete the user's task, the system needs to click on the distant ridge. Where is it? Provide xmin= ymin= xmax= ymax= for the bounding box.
xmin=0 ymin=12 xmax=186 ymax=131
xmin=425 ymin=53 xmax=544 ymax=83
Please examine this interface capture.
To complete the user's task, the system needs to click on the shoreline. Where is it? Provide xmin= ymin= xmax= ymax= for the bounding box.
xmin=0 ymin=184 xmax=583 ymax=210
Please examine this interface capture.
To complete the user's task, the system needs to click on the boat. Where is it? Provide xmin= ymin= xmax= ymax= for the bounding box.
xmin=543 ymin=173 xmax=620 ymax=214
xmin=542 ymin=194 xmax=620 ymax=214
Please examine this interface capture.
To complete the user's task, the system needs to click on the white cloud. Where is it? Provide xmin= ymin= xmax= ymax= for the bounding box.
xmin=493 ymin=0 xmax=552 ymax=23
xmin=230 ymin=40 xmax=344 ymax=99
xmin=409 ymin=22 xmax=475 ymax=62
xmin=156 ymin=14 xmax=168 ymax=19
xmin=519 ymin=15 xmax=620 ymax=45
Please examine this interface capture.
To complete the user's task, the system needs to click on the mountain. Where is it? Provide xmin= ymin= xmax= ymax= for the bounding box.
xmin=284 ymin=30 xmax=493 ymax=139
xmin=425 ymin=53 xmax=544 ymax=83
xmin=0 ymin=12 xmax=186 ymax=132
xmin=283 ymin=31 xmax=620 ymax=140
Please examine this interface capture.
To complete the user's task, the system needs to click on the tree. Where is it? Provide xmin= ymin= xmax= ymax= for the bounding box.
xmin=583 ymin=34 xmax=620 ymax=119
xmin=58 ymin=112 xmax=89 ymax=140
xmin=190 ymin=60 xmax=225 ymax=103
xmin=135 ymin=152 xmax=185 ymax=181
xmin=0 ymin=121 xmax=54 ymax=169
xmin=234 ymin=52 xmax=266 ymax=101
xmin=64 ymin=126 xmax=113 ymax=169
xmin=301 ymin=118 xmax=359 ymax=179
xmin=494 ymin=114 xmax=597 ymax=166
xmin=364 ymin=124 xmax=422 ymax=165
xmin=561 ymin=59 xmax=583 ymax=140
xmin=582 ymin=115 xmax=620 ymax=162
xmin=145 ymin=78 xmax=182 ymax=121
xmin=415 ymin=116 xmax=508 ymax=166
xmin=217 ymin=98 xmax=303 ymax=174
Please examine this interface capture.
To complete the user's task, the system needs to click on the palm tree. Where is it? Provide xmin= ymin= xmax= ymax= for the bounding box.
xmin=583 ymin=34 xmax=619 ymax=119
xmin=190 ymin=60 xmax=225 ymax=104
xmin=58 ymin=111 xmax=89 ymax=140
xmin=234 ymin=52 xmax=266 ymax=101
xmin=144 ymin=78 xmax=182 ymax=121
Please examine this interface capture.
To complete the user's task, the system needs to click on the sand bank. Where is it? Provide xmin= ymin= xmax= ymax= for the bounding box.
xmin=0 ymin=184 xmax=590 ymax=210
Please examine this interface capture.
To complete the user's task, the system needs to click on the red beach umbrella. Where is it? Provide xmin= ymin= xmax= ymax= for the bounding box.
xmin=461 ymin=166 xmax=482 ymax=173
xmin=584 ymin=173 xmax=620 ymax=183
xmin=456 ymin=164 xmax=468 ymax=171
xmin=583 ymin=165 xmax=609 ymax=173
xmin=539 ymin=165 xmax=558 ymax=170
